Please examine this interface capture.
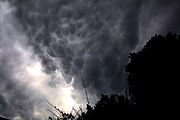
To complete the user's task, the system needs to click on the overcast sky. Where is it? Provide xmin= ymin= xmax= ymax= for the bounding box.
xmin=1 ymin=0 xmax=180 ymax=119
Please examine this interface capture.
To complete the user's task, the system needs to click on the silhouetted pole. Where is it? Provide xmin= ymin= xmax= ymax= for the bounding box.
xmin=80 ymin=72 xmax=90 ymax=104
xmin=125 ymin=80 xmax=128 ymax=99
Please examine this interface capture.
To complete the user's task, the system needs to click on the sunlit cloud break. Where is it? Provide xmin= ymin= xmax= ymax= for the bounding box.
xmin=0 ymin=1 xmax=82 ymax=120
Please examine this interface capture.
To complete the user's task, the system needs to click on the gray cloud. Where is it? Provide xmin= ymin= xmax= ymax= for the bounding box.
xmin=137 ymin=0 xmax=180 ymax=50
xmin=11 ymin=0 xmax=141 ymax=92
xmin=1 ymin=0 xmax=180 ymax=119
xmin=11 ymin=0 xmax=180 ymax=95
xmin=0 ymin=2 xmax=45 ymax=119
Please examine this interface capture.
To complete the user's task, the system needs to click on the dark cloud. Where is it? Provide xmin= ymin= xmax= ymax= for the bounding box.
xmin=137 ymin=0 xmax=180 ymax=49
xmin=11 ymin=0 xmax=180 ymax=94
xmin=1 ymin=0 xmax=180 ymax=119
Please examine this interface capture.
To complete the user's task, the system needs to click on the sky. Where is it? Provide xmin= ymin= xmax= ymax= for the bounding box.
xmin=0 ymin=0 xmax=180 ymax=119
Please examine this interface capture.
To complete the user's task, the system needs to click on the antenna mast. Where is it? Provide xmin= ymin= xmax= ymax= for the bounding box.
xmin=80 ymin=72 xmax=90 ymax=104
xmin=125 ymin=80 xmax=129 ymax=99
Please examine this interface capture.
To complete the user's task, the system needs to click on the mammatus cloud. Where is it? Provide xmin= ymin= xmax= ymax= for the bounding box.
xmin=12 ymin=0 xmax=142 ymax=93
xmin=1 ymin=0 xmax=180 ymax=119
xmin=12 ymin=0 xmax=180 ymax=92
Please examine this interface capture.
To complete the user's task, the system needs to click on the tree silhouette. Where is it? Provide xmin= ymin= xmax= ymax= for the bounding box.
xmin=80 ymin=94 xmax=135 ymax=120
xmin=125 ymin=32 xmax=180 ymax=116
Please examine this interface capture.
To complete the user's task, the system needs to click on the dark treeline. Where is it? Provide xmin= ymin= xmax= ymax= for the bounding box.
xmin=49 ymin=32 xmax=180 ymax=120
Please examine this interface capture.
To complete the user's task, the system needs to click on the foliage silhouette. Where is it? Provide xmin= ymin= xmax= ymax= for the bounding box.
xmin=126 ymin=32 xmax=180 ymax=116
xmin=79 ymin=94 xmax=135 ymax=120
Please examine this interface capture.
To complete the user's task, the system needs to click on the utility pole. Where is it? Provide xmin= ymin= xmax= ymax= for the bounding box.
xmin=125 ymin=80 xmax=129 ymax=99
xmin=80 ymin=72 xmax=90 ymax=104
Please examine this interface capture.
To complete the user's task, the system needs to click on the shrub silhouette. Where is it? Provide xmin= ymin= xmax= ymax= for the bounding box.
xmin=126 ymin=32 xmax=180 ymax=116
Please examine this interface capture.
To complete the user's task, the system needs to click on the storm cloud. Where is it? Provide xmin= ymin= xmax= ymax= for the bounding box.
xmin=1 ymin=0 xmax=180 ymax=119
xmin=12 ymin=0 xmax=180 ymax=91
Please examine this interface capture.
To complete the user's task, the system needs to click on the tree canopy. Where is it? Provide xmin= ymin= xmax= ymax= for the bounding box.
xmin=126 ymin=32 xmax=180 ymax=116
